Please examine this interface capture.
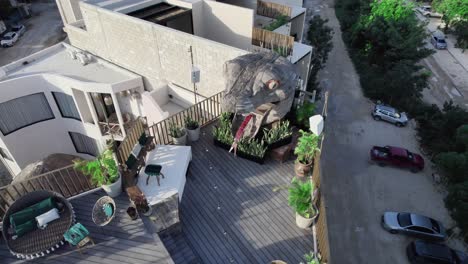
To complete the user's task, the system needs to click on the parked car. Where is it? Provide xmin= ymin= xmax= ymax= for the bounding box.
xmin=407 ymin=240 xmax=467 ymax=264
xmin=372 ymin=104 xmax=408 ymax=127
xmin=417 ymin=6 xmax=443 ymax=18
xmin=370 ymin=145 xmax=424 ymax=172
xmin=431 ymin=32 xmax=448 ymax=49
xmin=1 ymin=32 xmax=19 ymax=47
xmin=382 ymin=212 xmax=446 ymax=241
xmin=11 ymin=24 xmax=26 ymax=37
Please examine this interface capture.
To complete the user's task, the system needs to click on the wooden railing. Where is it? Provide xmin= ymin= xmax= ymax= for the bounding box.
xmin=257 ymin=0 xmax=292 ymax=18
xmin=148 ymin=92 xmax=223 ymax=145
xmin=0 ymin=165 xmax=98 ymax=221
xmin=116 ymin=117 xmax=146 ymax=165
xmin=316 ymin=198 xmax=330 ymax=263
xmin=252 ymin=28 xmax=294 ymax=56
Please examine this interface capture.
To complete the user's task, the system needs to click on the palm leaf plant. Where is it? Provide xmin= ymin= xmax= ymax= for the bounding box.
xmin=288 ymin=178 xmax=316 ymax=218
xmin=294 ymin=130 xmax=320 ymax=165
xmin=74 ymin=148 xmax=119 ymax=186
xmin=262 ymin=120 xmax=293 ymax=145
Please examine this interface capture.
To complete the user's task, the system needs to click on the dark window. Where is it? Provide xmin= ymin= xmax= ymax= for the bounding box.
xmin=52 ymin=92 xmax=81 ymax=120
xmin=0 ymin=93 xmax=54 ymax=135
xmin=397 ymin=213 xmax=412 ymax=227
xmin=69 ymin=132 xmax=99 ymax=156
xmin=0 ymin=147 xmax=13 ymax=161
xmin=408 ymin=226 xmax=433 ymax=234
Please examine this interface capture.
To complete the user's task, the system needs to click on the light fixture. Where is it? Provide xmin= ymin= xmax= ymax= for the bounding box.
xmin=104 ymin=95 xmax=113 ymax=106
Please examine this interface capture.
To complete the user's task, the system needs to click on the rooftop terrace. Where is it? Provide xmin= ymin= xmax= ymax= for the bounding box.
xmin=0 ymin=124 xmax=313 ymax=263
xmin=1 ymin=43 xmax=139 ymax=84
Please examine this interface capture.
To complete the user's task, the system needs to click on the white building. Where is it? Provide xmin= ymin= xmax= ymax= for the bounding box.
xmin=0 ymin=0 xmax=313 ymax=177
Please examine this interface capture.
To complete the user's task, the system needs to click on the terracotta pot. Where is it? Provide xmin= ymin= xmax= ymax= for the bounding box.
xmin=294 ymin=159 xmax=313 ymax=177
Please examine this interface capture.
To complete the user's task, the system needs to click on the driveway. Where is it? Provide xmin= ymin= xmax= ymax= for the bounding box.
xmin=307 ymin=0 xmax=465 ymax=263
xmin=0 ymin=1 xmax=65 ymax=67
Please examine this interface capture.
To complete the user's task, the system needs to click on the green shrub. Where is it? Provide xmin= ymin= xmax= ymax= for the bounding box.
xmin=263 ymin=15 xmax=290 ymax=31
xmin=74 ymin=148 xmax=119 ymax=186
xmin=445 ymin=181 xmax=468 ymax=241
xmin=237 ymin=137 xmax=267 ymax=158
xmin=294 ymin=130 xmax=320 ymax=165
xmin=456 ymin=125 xmax=468 ymax=149
xmin=435 ymin=152 xmax=467 ymax=183
xmin=288 ymin=178 xmax=316 ymax=218
xmin=295 ymin=102 xmax=316 ymax=128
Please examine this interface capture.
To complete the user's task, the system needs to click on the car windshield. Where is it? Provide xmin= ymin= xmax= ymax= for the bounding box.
xmin=430 ymin=219 xmax=440 ymax=233
xmin=3 ymin=36 xmax=11 ymax=40
xmin=397 ymin=213 xmax=412 ymax=227
xmin=438 ymin=39 xmax=446 ymax=44
xmin=12 ymin=26 xmax=20 ymax=31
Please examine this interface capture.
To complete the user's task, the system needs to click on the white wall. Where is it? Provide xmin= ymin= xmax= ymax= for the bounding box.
xmin=201 ymin=1 xmax=254 ymax=50
xmin=0 ymin=75 xmax=101 ymax=175
xmin=56 ymin=0 xmax=83 ymax=24
xmin=290 ymin=12 xmax=305 ymax=41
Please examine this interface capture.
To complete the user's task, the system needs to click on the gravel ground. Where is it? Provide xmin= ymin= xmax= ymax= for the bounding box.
xmin=303 ymin=0 xmax=466 ymax=262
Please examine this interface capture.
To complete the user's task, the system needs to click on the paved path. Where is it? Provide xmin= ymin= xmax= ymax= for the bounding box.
xmin=304 ymin=0 xmax=466 ymax=263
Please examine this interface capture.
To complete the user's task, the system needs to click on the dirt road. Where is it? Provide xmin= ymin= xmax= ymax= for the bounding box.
xmin=306 ymin=0 xmax=464 ymax=263
xmin=0 ymin=2 xmax=65 ymax=66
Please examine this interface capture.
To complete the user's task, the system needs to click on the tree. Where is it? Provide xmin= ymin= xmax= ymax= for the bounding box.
xmin=453 ymin=19 xmax=468 ymax=51
xmin=445 ymin=181 xmax=468 ymax=241
xmin=456 ymin=124 xmax=468 ymax=149
xmin=435 ymin=152 xmax=467 ymax=183
xmin=432 ymin=0 xmax=468 ymax=49
xmin=306 ymin=15 xmax=334 ymax=91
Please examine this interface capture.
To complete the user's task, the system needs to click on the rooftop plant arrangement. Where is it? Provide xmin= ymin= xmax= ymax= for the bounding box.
xmin=237 ymin=137 xmax=267 ymax=158
xmin=296 ymin=102 xmax=316 ymax=128
xmin=74 ymin=148 xmax=119 ymax=186
xmin=213 ymin=113 xmax=234 ymax=145
xmin=184 ymin=116 xmax=199 ymax=130
xmin=294 ymin=130 xmax=320 ymax=165
xmin=288 ymin=178 xmax=317 ymax=218
xmin=302 ymin=252 xmax=325 ymax=264
xmin=169 ymin=122 xmax=185 ymax=138
xmin=263 ymin=15 xmax=290 ymax=31
xmin=262 ymin=120 xmax=293 ymax=145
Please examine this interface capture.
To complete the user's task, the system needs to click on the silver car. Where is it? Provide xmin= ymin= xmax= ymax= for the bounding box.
xmin=382 ymin=212 xmax=446 ymax=241
xmin=372 ymin=104 xmax=408 ymax=127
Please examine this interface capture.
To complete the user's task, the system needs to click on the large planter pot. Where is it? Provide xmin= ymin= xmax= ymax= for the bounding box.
xmin=266 ymin=135 xmax=293 ymax=151
xmin=172 ymin=130 xmax=187 ymax=145
xmin=295 ymin=207 xmax=319 ymax=229
xmin=294 ymin=159 xmax=313 ymax=177
xmin=102 ymin=173 xmax=122 ymax=198
xmin=213 ymin=139 xmax=265 ymax=164
xmin=186 ymin=126 xmax=200 ymax=142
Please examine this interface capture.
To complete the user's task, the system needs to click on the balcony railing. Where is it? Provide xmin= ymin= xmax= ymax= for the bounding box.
xmin=252 ymin=27 xmax=294 ymax=56
xmin=148 ymin=91 xmax=223 ymax=145
xmin=257 ymin=0 xmax=292 ymax=18
xmin=0 ymin=165 xmax=98 ymax=222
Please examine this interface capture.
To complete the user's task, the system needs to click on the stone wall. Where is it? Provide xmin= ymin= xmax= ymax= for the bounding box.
xmin=65 ymin=2 xmax=249 ymax=98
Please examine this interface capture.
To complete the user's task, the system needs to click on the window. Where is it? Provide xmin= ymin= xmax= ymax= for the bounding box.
xmin=0 ymin=93 xmax=55 ymax=135
xmin=408 ymin=226 xmax=433 ymax=234
xmin=69 ymin=132 xmax=99 ymax=156
xmin=0 ymin=147 xmax=13 ymax=161
xmin=397 ymin=213 xmax=412 ymax=227
xmin=52 ymin=92 xmax=81 ymax=120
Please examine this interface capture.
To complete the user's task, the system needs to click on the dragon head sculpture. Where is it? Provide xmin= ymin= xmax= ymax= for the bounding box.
xmin=222 ymin=52 xmax=299 ymax=144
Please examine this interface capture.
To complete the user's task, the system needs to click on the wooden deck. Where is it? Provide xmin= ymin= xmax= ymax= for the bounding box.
xmin=165 ymin=125 xmax=313 ymax=263
xmin=0 ymin=191 xmax=174 ymax=264
xmin=1 ymin=124 xmax=313 ymax=264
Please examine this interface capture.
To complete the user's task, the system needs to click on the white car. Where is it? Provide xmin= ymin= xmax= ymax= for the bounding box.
xmin=11 ymin=24 xmax=26 ymax=37
xmin=1 ymin=32 xmax=19 ymax=47
xmin=417 ymin=6 xmax=443 ymax=18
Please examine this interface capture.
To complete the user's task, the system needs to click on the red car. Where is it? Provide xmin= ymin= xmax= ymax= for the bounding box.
xmin=370 ymin=146 xmax=424 ymax=172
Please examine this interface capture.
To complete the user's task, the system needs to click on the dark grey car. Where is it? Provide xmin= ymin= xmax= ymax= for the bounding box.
xmin=407 ymin=240 xmax=467 ymax=264
xmin=372 ymin=104 xmax=408 ymax=127
xmin=382 ymin=212 xmax=447 ymax=241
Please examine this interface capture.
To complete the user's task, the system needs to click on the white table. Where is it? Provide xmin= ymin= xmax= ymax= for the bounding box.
xmin=137 ymin=145 xmax=192 ymax=206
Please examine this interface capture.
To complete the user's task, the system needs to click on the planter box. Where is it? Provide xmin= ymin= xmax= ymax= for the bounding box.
xmin=266 ymin=135 xmax=292 ymax=151
xmin=213 ymin=139 xmax=265 ymax=165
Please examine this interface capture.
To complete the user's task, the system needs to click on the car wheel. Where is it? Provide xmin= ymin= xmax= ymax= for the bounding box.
xmin=395 ymin=122 xmax=403 ymax=127
xmin=378 ymin=162 xmax=386 ymax=167
xmin=2 ymin=45 xmax=7 ymax=48
xmin=410 ymin=167 xmax=420 ymax=173
xmin=389 ymin=229 xmax=397 ymax=234
xmin=373 ymin=116 xmax=381 ymax=121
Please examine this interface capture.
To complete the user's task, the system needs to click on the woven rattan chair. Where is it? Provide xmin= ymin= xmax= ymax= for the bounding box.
xmin=2 ymin=190 xmax=75 ymax=259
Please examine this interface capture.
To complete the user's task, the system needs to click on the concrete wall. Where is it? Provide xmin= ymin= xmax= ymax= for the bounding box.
xmin=56 ymin=0 xmax=83 ymax=24
xmin=200 ymin=1 xmax=254 ymax=50
xmin=66 ymin=2 xmax=248 ymax=99
xmin=0 ymin=75 xmax=101 ymax=175
xmin=295 ymin=50 xmax=311 ymax=90
xmin=290 ymin=12 xmax=305 ymax=41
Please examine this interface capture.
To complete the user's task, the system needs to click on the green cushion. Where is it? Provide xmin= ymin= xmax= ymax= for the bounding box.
xmin=126 ymin=154 xmax=137 ymax=170
xmin=10 ymin=197 xmax=56 ymax=228
xmin=15 ymin=220 xmax=36 ymax=238
xmin=145 ymin=164 xmax=162 ymax=176
xmin=138 ymin=133 xmax=147 ymax=146
xmin=64 ymin=223 xmax=89 ymax=246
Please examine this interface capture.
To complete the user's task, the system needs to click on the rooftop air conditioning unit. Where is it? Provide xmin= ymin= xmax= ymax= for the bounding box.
xmin=76 ymin=52 xmax=90 ymax=65
xmin=68 ymin=50 xmax=77 ymax=60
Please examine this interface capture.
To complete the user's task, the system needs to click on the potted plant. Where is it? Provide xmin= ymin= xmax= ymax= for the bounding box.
xmin=295 ymin=102 xmax=316 ymax=129
xmin=74 ymin=148 xmax=122 ymax=197
xmin=302 ymin=252 xmax=324 ymax=264
xmin=294 ymin=130 xmax=320 ymax=177
xmin=288 ymin=178 xmax=318 ymax=229
xmin=169 ymin=122 xmax=187 ymax=145
xmin=185 ymin=116 xmax=200 ymax=142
